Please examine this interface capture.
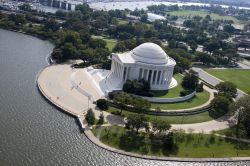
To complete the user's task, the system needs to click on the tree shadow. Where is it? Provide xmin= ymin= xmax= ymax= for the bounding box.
xmin=118 ymin=131 xmax=146 ymax=152
xmin=209 ymin=109 xmax=227 ymax=119
xmin=151 ymin=90 xmax=169 ymax=97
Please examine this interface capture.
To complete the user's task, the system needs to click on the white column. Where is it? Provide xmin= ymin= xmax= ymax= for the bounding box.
xmin=119 ymin=64 xmax=122 ymax=79
xmin=161 ymin=70 xmax=165 ymax=85
xmin=111 ymin=61 xmax=114 ymax=73
xmin=141 ymin=68 xmax=144 ymax=80
xmin=150 ymin=70 xmax=154 ymax=85
xmin=166 ymin=68 xmax=170 ymax=84
xmin=117 ymin=63 xmax=120 ymax=78
xmin=145 ymin=69 xmax=149 ymax=81
xmin=167 ymin=69 xmax=171 ymax=84
xmin=121 ymin=66 xmax=124 ymax=80
xmin=114 ymin=61 xmax=117 ymax=76
xmin=126 ymin=67 xmax=129 ymax=80
xmin=152 ymin=70 xmax=156 ymax=85
xmin=164 ymin=70 xmax=167 ymax=84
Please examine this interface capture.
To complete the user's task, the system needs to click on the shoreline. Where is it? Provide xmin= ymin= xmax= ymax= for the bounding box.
xmin=37 ymin=65 xmax=250 ymax=162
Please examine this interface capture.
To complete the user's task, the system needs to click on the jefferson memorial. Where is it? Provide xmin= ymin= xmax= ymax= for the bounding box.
xmin=107 ymin=43 xmax=177 ymax=90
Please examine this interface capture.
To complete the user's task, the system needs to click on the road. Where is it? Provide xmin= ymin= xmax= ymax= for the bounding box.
xmin=192 ymin=67 xmax=246 ymax=99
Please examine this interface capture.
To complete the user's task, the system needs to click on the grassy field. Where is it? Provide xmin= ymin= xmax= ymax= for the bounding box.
xmin=107 ymin=106 xmax=214 ymax=124
xmin=216 ymin=125 xmax=249 ymax=139
xmin=151 ymin=90 xmax=210 ymax=110
xmin=117 ymin=19 xmax=129 ymax=25
xmin=205 ymin=69 xmax=250 ymax=94
xmin=103 ymin=38 xmax=117 ymax=51
xmin=167 ymin=10 xmax=240 ymax=24
xmin=91 ymin=35 xmax=117 ymax=51
xmin=151 ymin=74 xmax=184 ymax=98
xmin=92 ymin=125 xmax=250 ymax=157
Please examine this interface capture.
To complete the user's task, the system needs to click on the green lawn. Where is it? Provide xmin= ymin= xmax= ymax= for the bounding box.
xmin=92 ymin=125 xmax=250 ymax=157
xmin=167 ymin=10 xmax=241 ymax=24
xmin=107 ymin=106 xmax=214 ymax=124
xmin=103 ymin=38 xmax=117 ymax=51
xmin=151 ymin=74 xmax=184 ymax=98
xmin=205 ymin=69 xmax=250 ymax=94
xmin=151 ymin=90 xmax=210 ymax=110
xmin=91 ymin=35 xmax=117 ymax=51
xmin=117 ymin=19 xmax=129 ymax=25
xmin=216 ymin=125 xmax=249 ymax=139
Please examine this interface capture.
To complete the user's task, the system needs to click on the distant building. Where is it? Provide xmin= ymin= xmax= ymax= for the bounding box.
xmin=108 ymin=43 xmax=177 ymax=90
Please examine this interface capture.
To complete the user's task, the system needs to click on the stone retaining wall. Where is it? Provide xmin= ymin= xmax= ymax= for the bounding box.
xmin=137 ymin=91 xmax=196 ymax=103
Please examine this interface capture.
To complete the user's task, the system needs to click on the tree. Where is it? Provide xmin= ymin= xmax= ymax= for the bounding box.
xmin=61 ymin=43 xmax=77 ymax=59
xmin=188 ymin=40 xmax=198 ymax=52
xmin=96 ymin=99 xmax=108 ymax=110
xmin=168 ymin=39 xmax=176 ymax=49
xmin=89 ymin=39 xmax=107 ymax=49
xmin=19 ymin=3 xmax=32 ymax=11
xmin=9 ymin=14 xmax=26 ymax=25
xmin=125 ymin=114 xmax=149 ymax=133
xmin=231 ymin=96 xmax=250 ymax=137
xmin=85 ymin=109 xmax=95 ymax=125
xmin=113 ymin=41 xmax=127 ymax=52
xmin=44 ymin=19 xmax=60 ymax=32
xmin=113 ymin=92 xmax=131 ymax=114
xmin=140 ymin=14 xmax=148 ymax=23
xmin=51 ymin=48 xmax=62 ymax=60
xmin=181 ymin=70 xmax=199 ymax=90
xmin=151 ymin=119 xmax=171 ymax=135
xmin=223 ymin=24 xmax=235 ymax=34
xmin=132 ymin=97 xmax=151 ymax=112
xmin=215 ymin=81 xmax=237 ymax=99
xmin=210 ymin=94 xmax=230 ymax=118
xmin=98 ymin=113 xmax=104 ymax=125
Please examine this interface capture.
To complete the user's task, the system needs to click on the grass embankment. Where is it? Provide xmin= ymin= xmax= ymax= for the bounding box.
xmin=107 ymin=106 xmax=214 ymax=124
xmin=205 ymin=69 xmax=250 ymax=94
xmin=151 ymin=74 xmax=184 ymax=98
xmin=167 ymin=10 xmax=241 ymax=24
xmin=151 ymin=90 xmax=210 ymax=110
xmin=92 ymin=125 xmax=250 ymax=158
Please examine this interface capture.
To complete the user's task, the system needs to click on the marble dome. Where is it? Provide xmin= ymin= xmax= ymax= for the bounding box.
xmin=132 ymin=43 xmax=169 ymax=64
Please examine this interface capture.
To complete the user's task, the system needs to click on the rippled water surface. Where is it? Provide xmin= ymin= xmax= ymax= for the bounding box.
xmin=0 ymin=29 xmax=249 ymax=166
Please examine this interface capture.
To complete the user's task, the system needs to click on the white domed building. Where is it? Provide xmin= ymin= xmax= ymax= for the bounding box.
xmin=108 ymin=43 xmax=177 ymax=90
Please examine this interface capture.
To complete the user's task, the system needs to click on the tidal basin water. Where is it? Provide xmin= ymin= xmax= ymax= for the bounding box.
xmin=0 ymin=29 xmax=249 ymax=165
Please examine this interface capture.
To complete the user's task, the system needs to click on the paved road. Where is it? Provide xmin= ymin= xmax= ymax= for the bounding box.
xmin=192 ymin=67 xmax=246 ymax=99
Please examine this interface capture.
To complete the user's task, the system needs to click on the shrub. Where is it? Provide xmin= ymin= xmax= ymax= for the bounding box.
xmin=196 ymin=82 xmax=204 ymax=92
xmin=85 ymin=109 xmax=95 ymax=125
xmin=180 ymin=90 xmax=193 ymax=96
xmin=209 ymin=95 xmax=230 ymax=118
xmin=108 ymin=92 xmax=115 ymax=100
xmin=96 ymin=99 xmax=108 ymax=110
xmin=123 ymin=79 xmax=151 ymax=96
xmin=97 ymin=113 xmax=104 ymax=125
xmin=181 ymin=70 xmax=199 ymax=90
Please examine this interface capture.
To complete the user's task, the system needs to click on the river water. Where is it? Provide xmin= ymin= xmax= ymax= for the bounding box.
xmin=0 ymin=29 xmax=249 ymax=165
